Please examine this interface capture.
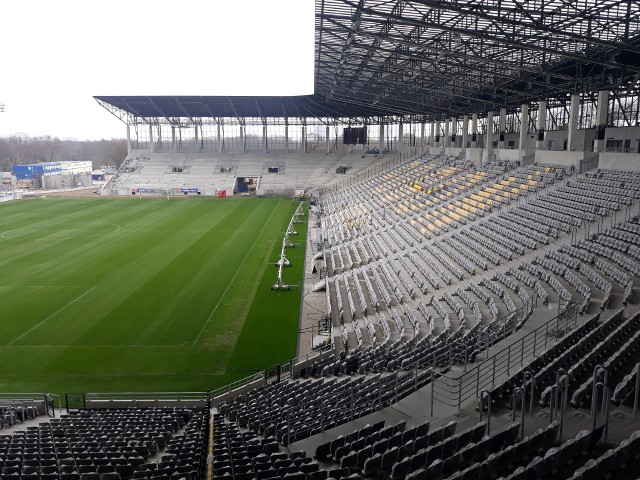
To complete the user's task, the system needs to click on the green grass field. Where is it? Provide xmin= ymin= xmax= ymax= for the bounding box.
xmin=0 ymin=196 xmax=307 ymax=398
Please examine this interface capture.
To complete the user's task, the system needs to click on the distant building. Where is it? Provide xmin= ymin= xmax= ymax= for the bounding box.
xmin=12 ymin=161 xmax=93 ymax=189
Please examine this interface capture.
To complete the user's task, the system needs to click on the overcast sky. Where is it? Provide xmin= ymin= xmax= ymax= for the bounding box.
xmin=0 ymin=0 xmax=315 ymax=140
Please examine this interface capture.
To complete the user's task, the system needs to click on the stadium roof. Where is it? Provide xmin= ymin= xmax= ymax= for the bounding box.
xmin=97 ymin=0 xmax=640 ymax=121
xmin=94 ymin=95 xmax=395 ymax=121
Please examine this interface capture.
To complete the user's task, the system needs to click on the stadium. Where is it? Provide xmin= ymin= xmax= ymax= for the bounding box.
xmin=2 ymin=1 xmax=640 ymax=479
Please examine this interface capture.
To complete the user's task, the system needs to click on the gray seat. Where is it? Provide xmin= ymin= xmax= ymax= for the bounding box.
xmin=340 ymin=451 xmax=358 ymax=471
xmin=362 ymin=453 xmax=382 ymax=477
xmin=356 ymin=445 xmax=373 ymax=467
xmin=405 ymin=468 xmax=426 ymax=480
xmin=380 ymin=446 xmax=399 ymax=469
xmin=390 ymin=457 xmax=411 ymax=480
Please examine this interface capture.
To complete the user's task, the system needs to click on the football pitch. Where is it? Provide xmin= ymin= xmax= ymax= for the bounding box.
xmin=0 ymin=196 xmax=307 ymax=398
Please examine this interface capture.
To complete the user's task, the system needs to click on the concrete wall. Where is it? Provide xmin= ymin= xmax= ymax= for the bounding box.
xmin=464 ymin=148 xmax=483 ymax=165
xmin=545 ymin=129 xmax=568 ymax=151
xmin=534 ymin=150 xmax=585 ymax=169
xmin=598 ymin=152 xmax=640 ymax=171
xmin=601 ymin=126 xmax=640 ymax=153
xmin=495 ymin=148 xmax=525 ymax=163
xmin=445 ymin=147 xmax=463 ymax=157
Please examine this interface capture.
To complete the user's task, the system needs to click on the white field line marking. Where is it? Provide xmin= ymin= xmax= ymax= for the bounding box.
xmin=1 ymin=223 xmax=121 ymax=239
xmin=192 ymin=198 xmax=282 ymax=346
xmin=0 ymin=285 xmax=91 ymax=288
xmin=8 ymin=286 xmax=97 ymax=346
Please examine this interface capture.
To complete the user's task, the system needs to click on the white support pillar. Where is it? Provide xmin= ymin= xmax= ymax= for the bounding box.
xmin=398 ymin=123 xmax=404 ymax=151
xmin=594 ymin=90 xmax=609 ymax=152
xmin=126 ymin=125 xmax=132 ymax=154
xmin=302 ymin=126 xmax=307 ymax=153
xmin=536 ymin=100 xmax=547 ymax=151
xmin=194 ymin=125 xmax=198 ymax=152
xmin=149 ymin=124 xmax=154 ymax=154
xmin=326 ymin=126 xmax=330 ymax=153
xmin=263 ymin=125 xmax=267 ymax=153
xmin=285 ymin=125 xmax=289 ymax=153
xmin=471 ymin=114 xmax=478 ymax=147
xmin=379 ymin=122 xmax=385 ymax=150
xmin=462 ymin=115 xmax=469 ymax=149
xmin=217 ymin=125 xmax=223 ymax=153
xmin=435 ymin=120 xmax=441 ymax=146
xmin=420 ymin=122 xmax=426 ymax=147
xmin=450 ymin=117 xmax=457 ymax=147
xmin=171 ymin=125 xmax=176 ymax=151
xmin=429 ymin=122 xmax=435 ymax=146
xmin=486 ymin=111 xmax=494 ymax=162
xmin=567 ymin=94 xmax=580 ymax=151
xmin=498 ymin=107 xmax=506 ymax=148
xmin=519 ymin=104 xmax=529 ymax=151
xmin=240 ymin=125 xmax=245 ymax=153
xmin=444 ymin=119 xmax=450 ymax=147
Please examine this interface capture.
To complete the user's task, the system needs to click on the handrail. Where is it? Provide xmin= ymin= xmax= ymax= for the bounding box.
xmin=592 ymin=381 xmax=610 ymax=442
xmin=522 ymin=369 xmax=535 ymax=417
xmin=591 ymin=364 xmax=608 ymax=419
xmin=210 ymin=372 xmax=265 ymax=400
xmin=511 ymin=386 xmax=525 ymax=441
xmin=0 ymin=393 xmax=49 ymax=401
xmin=84 ymin=391 xmax=211 ymax=402
xmin=635 ymin=363 xmax=640 ymax=418
xmin=479 ymin=389 xmax=492 ymax=436
xmin=550 ymin=368 xmax=569 ymax=442
xmin=431 ymin=301 xmax=577 ymax=410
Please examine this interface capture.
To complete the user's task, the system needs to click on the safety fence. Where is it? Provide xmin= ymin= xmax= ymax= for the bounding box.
xmin=431 ymin=302 xmax=578 ymax=413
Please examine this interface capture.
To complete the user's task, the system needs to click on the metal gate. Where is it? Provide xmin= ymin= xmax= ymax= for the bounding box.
xmin=44 ymin=394 xmax=56 ymax=418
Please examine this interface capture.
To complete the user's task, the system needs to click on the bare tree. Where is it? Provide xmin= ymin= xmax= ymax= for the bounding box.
xmin=0 ymin=135 xmax=127 ymax=172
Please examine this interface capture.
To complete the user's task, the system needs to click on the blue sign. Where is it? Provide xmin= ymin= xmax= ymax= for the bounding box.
xmin=181 ymin=188 xmax=200 ymax=194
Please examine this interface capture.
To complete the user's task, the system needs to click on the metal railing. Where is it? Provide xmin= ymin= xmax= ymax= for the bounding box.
xmin=84 ymin=391 xmax=211 ymax=403
xmin=432 ymin=302 xmax=578 ymax=411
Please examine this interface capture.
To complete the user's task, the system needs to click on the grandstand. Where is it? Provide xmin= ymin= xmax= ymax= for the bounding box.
xmin=4 ymin=1 xmax=640 ymax=480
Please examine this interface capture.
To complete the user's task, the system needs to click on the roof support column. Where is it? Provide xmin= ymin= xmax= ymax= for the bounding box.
xmin=444 ymin=119 xmax=450 ymax=147
xmin=451 ymin=117 xmax=457 ymax=147
xmin=263 ymin=125 xmax=268 ymax=154
xmin=194 ymin=125 xmax=198 ymax=152
xmin=149 ymin=124 xmax=154 ymax=154
xmin=217 ymin=124 xmax=223 ymax=153
xmin=398 ymin=122 xmax=404 ymax=151
xmin=379 ymin=120 xmax=385 ymax=150
xmin=498 ymin=108 xmax=506 ymax=148
xmin=486 ymin=111 xmax=494 ymax=163
xmin=126 ymin=125 xmax=132 ymax=154
xmin=435 ymin=120 xmax=441 ymax=147
xmin=519 ymin=104 xmax=529 ymax=151
xmin=171 ymin=125 xmax=176 ymax=152
xmin=240 ymin=125 xmax=245 ymax=153
xmin=462 ymin=115 xmax=469 ymax=150
xmin=567 ymin=94 xmax=580 ymax=151
xmin=285 ymin=124 xmax=289 ymax=154
xmin=594 ymin=90 xmax=609 ymax=152
xmin=429 ymin=122 xmax=435 ymax=147
xmin=536 ymin=100 xmax=547 ymax=151
xmin=326 ymin=126 xmax=330 ymax=154
xmin=420 ymin=122 xmax=426 ymax=148
xmin=302 ymin=126 xmax=307 ymax=153
xmin=471 ymin=114 xmax=478 ymax=148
